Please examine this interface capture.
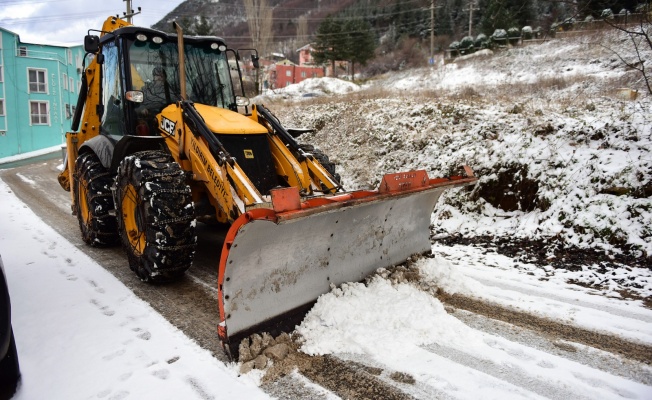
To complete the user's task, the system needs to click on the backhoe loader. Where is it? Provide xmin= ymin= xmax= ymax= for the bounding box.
xmin=58 ymin=16 xmax=476 ymax=358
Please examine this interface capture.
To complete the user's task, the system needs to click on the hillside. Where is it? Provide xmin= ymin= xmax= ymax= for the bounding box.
xmin=261 ymin=29 xmax=652 ymax=277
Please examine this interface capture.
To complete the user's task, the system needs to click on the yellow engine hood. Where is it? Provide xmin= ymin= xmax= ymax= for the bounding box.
xmin=194 ymin=104 xmax=267 ymax=135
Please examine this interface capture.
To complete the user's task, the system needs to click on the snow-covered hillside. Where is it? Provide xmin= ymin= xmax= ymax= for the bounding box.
xmin=266 ymin=30 xmax=651 ymax=262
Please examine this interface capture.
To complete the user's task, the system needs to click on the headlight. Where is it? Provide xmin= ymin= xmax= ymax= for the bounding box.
xmin=125 ymin=91 xmax=144 ymax=103
xmin=136 ymin=34 xmax=147 ymax=42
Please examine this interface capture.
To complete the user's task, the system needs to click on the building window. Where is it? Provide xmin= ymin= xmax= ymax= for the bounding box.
xmin=63 ymin=73 xmax=68 ymax=90
xmin=286 ymin=82 xmax=291 ymax=87
xmin=67 ymin=49 xmax=72 ymax=64
xmin=312 ymin=72 xmax=317 ymax=78
xmin=29 ymin=101 xmax=49 ymax=125
xmin=65 ymin=104 xmax=71 ymax=119
xmin=0 ymin=66 xmax=3 ymax=82
xmin=0 ymin=99 xmax=4 ymax=116
xmin=28 ymin=69 xmax=47 ymax=93
xmin=71 ymin=105 xmax=76 ymax=116
xmin=18 ymin=46 xmax=27 ymax=57
xmin=70 ymin=77 xmax=74 ymax=93
xmin=301 ymin=71 xmax=306 ymax=78
xmin=286 ymin=70 xmax=292 ymax=77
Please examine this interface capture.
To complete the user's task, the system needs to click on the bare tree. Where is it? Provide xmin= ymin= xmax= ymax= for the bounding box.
xmin=243 ymin=0 xmax=274 ymax=57
xmin=601 ymin=10 xmax=652 ymax=95
xmin=297 ymin=15 xmax=309 ymax=46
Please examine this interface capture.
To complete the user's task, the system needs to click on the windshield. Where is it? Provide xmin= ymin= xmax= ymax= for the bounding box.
xmin=128 ymin=39 xmax=236 ymax=110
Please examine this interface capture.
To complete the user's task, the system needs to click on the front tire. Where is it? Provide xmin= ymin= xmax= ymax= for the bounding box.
xmin=114 ymin=150 xmax=196 ymax=283
xmin=73 ymin=152 xmax=119 ymax=246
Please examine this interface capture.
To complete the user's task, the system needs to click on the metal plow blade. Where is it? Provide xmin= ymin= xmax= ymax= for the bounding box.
xmin=217 ymin=169 xmax=476 ymax=358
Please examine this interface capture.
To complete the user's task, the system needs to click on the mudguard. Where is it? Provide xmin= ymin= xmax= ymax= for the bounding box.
xmin=217 ymin=169 xmax=476 ymax=358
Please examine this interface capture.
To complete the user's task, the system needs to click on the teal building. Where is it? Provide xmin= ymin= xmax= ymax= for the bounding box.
xmin=0 ymin=27 xmax=84 ymax=158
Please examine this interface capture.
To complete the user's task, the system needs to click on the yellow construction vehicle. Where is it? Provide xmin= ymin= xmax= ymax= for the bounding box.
xmin=58 ymin=16 xmax=476 ymax=358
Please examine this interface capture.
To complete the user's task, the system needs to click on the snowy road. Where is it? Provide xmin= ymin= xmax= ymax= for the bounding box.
xmin=1 ymin=157 xmax=651 ymax=399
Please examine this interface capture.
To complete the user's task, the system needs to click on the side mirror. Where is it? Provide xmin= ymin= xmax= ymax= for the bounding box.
xmin=84 ymin=35 xmax=100 ymax=54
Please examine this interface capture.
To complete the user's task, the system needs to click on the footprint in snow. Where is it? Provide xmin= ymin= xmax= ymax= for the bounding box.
xmin=90 ymin=299 xmax=115 ymax=316
xmin=102 ymin=348 xmax=126 ymax=361
xmin=87 ymin=279 xmax=106 ymax=294
xmin=152 ymin=369 xmax=170 ymax=380
xmin=118 ymin=372 xmax=132 ymax=382
xmin=108 ymin=391 xmax=129 ymax=400
xmin=132 ymin=327 xmax=152 ymax=340
xmin=59 ymin=269 xmax=78 ymax=281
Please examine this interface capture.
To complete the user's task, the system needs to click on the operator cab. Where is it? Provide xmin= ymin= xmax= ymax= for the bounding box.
xmin=91 ymin=26 xmax=241 ymax=138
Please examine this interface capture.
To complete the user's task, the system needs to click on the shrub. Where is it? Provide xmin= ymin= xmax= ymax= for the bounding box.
xmin=474 ymin=33 xmax=488 ymax=48
xmin=492 ymin=29 xmax=508 ymax=39
xmin=459 ymin=36 xmax=475 ymax=54
xmin=601 ymin=8 xmax=614 ymax=19
xmin=460 ymin=36 xmax=474 ymax=49
xmin=449 ymin=41 xmax=460 ymax=50
xmin=522 ymin=26 xmax=533 ymax=40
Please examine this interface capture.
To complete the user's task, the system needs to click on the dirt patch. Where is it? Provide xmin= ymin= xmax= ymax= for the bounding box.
xmin=433 ymin=235 xmax=650 ymax=270
xmin=433 ymin=235 xmax=651 ymax=301
xmin=239 ymin=333 xmax=415 ymax=399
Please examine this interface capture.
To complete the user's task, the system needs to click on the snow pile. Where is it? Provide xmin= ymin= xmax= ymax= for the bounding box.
xmin=297 ymin=274 xmax=478 ymax=356
xmin=255 ymin=77 xmax=361 ymax=101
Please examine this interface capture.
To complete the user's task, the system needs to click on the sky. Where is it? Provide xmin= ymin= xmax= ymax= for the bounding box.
xmin=0 ymin=0 xmax=182 ymax=46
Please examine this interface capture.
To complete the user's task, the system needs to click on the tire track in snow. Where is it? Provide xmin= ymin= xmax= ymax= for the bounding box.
xmin=439 ymin=292 xmax=652 ymax=364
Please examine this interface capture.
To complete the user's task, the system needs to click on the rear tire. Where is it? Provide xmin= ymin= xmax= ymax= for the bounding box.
xmin=114 ymin=150 xmax=196 ymax=283
xmin=299 ymin=144 xmax=341 ymax=184
xmin=73 ymin=152 xmax=119 ymax=246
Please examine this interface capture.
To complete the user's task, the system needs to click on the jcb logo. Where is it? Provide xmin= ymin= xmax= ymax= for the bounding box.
xmin=244 ymin=149 xmax=254 ymax=159
xmin=160 ymin=117 xmax=176 ymax=136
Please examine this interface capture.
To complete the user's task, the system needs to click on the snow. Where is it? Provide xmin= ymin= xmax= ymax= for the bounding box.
xmin=0 ymin=180 xmax=269 ymax=399
xmin=255 ymin=77 xmax=361 ymax=102
xmin=1 ymin=29 xmax=651 ymax=399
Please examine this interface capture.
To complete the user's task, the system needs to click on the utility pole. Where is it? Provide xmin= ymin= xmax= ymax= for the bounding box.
xmin=430 ymin=0 xmax=434 ymax=65
xmin=429 ymin=0 xmax=442 ymax=66
xmin=123 ymin=0 xmax=141 ymax=23
xmin=464 ymin=0 xmax=479 ymax=37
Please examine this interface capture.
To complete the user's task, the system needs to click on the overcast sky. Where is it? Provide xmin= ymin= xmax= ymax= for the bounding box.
xmin=0 ymin=0 xmax=182 ymax=46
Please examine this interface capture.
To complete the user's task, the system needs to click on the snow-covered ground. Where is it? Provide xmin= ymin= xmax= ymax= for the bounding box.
xmin=1 ymin=29 xmax=651 ymax=399
xmin=0 ymin=180 xmax=269 ymax=399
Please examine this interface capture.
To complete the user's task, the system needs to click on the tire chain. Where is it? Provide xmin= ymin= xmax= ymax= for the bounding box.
xmin=116 ymin=150 xmax=197 ymax=282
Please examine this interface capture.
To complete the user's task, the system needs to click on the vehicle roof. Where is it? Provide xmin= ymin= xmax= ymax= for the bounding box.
xmin=99 ymin=26 xmax=227 ymax=47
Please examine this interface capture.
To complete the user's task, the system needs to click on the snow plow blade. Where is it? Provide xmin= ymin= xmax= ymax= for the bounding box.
xmin=217 ymin=168 xmax=476 ymax=358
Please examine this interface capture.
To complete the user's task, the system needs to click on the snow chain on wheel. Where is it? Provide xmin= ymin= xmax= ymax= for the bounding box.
xmin=73 ymin=152 xmax=119 ymax=246
xmin=114 ymin=150 xmax=197 ymax=283
xmin=298 ymin=144 xmax=341 ymax=184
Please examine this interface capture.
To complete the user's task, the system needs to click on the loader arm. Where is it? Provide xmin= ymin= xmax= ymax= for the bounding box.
xmin=253 ymin=105 xmax=340 ymax=195
xmin=161 ymin=101 xmax=267 ymax=222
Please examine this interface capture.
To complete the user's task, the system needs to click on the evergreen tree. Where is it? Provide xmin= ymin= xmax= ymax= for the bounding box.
xmin=344 ymin=18 xmax=376 ymax=79
xmin=313 ymin=16 xmax=347 ymax=76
